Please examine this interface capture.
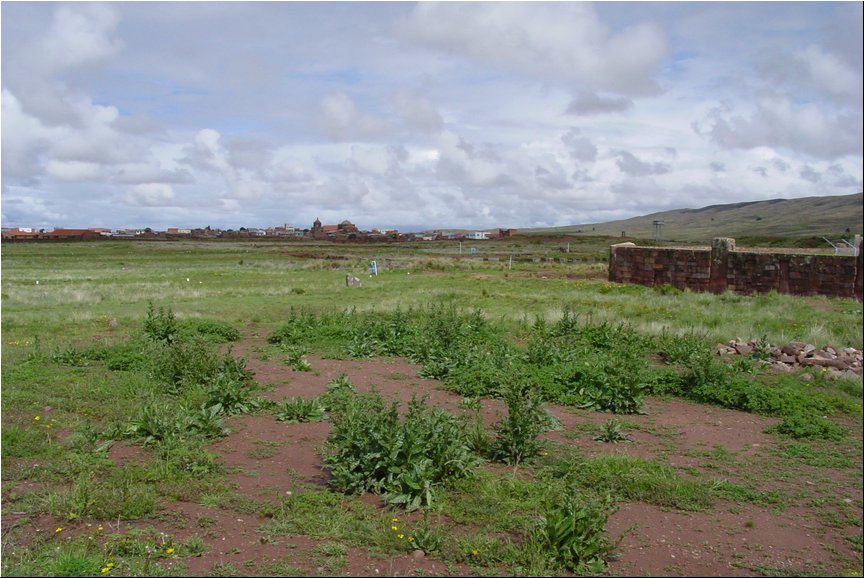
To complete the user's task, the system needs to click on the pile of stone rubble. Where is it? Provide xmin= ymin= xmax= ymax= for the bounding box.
xmin=717 ymin=339 xmax=863 ymax=379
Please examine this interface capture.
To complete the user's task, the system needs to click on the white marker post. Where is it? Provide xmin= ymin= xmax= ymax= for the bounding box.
xmin=370 ymin=260 xmax=378 ymax=276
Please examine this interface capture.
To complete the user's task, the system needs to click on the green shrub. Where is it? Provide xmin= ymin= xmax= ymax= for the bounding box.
xmin=491 ymin=382 xmax=547 ymax=466
xmin=202 ymin=373 xmax=268 ymax=416
xmin=180 ymin=318 xmax=240 ymax=343
xmin=143 ymin=302 xmax=179 ymax=343
xmin=324 ymin=391 xmax=480 ymax=510
xmin=281 ymin=344 xmax=312 ymax=371
xmin=657 ymin=329 xmax=711 ymax=365
xmin=97 ymin=338 xmax=153 ymax=371
xmin=593 ymin=420 xmax=631 ymax=443
xmin=321 ymin=373 xmax=357 ymax=413
xmin=274 ymin=397 xmax=327 ymax=423
xmin=460 ymin=397 xmax=494 ymax=459
xmin=51 ymin=347 xmax=94 ymax=367
xmin=528 ymin=491 xmax=618 ymax=574
xmin=125 ymin=399 xmax=226 ymax=445
xmin=445 ymin=355 xmax=512 ymax=398
xmin=765 ymin=413 xmax=848 ymax=441
xmin=150 ymin=335 xmax=220 ymax=393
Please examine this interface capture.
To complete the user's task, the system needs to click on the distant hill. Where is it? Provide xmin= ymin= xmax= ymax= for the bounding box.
xmin=526 ymin=193 xmax=863 ymax=242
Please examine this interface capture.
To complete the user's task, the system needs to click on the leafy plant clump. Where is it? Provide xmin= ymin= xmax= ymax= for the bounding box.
xmin=593 ymin=420 xmax=631 ymax=443
xmin=274 ymin=397 xmax=327 ymax=423
xmin=324 ymin=390 xmax=480 ymax=510
xmin=281 ymin=344 xmax=312 ymax=371
xmin=143 ymin=302 xmax=179 ymax=343
xmin=490 ymin=382 xmax=548 ymax=466
xmin=528 ymin=491 xmax=620 ymax=574
xmin=765 ymin=412 xmax=848 ymax=441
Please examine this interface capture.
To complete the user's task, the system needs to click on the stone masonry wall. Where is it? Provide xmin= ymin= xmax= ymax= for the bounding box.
xmin=609 ymin=238 xmax=863 ymax=302
xmin=608 ymin=244 xmax=712 ymax=292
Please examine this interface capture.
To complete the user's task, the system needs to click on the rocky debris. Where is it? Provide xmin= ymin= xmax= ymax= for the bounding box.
xmin=715 ymin=338 xmax=863 ymax=379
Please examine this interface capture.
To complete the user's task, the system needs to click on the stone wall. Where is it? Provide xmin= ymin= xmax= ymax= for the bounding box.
xmin=609 ymin=237 xmax=863 ymax=301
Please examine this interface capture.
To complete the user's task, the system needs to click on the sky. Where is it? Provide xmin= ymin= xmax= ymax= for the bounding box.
xmin=1 ymin=2 xmax=862 ymax=232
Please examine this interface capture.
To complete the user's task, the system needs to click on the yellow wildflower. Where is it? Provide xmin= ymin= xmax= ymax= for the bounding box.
xmin=391 ymin=525 xmax=398 ymax=531
xmin=34 ymin=416 xmax=41 ymax=421
xmin=397 ymin=534 xmax=404 ymax=539
xmin=166 ymin=547 xmax=175 ymax=555
xmin=55 ymin=527 xmax=63 ymax=533
xmin=408 ymin=537 xmax=414 ymax=542
xmin=471 ymin=549 xmax=479 ymax=556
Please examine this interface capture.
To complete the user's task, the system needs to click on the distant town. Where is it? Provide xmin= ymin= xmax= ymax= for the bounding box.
xmin=2 ymin=218 xmax=518 ymax=243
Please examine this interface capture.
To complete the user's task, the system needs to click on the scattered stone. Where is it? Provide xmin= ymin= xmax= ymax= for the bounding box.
xmin=108 ymin=318 xmax=118 ymax=329
xmin=800 ymin=373 xmax=814 ymax=382
xmin=733 ymin=343 xmax=753 ymax=355
xmin=411 ymin=550 xmax=425 ymax=559
xmin=724 ymin=338 xmax=862 ymax=378
xmin=781 ymin=342 xmax=805 ymax=356
xmin=345 ymin=275 xmax=362 ymax=288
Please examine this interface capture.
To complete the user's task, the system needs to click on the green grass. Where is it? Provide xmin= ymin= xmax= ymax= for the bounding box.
xmin=2 ymin=240 xmax=860 ymax=349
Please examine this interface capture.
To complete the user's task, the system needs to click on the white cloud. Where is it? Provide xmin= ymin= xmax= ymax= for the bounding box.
xmin=798 ymin=45 xmax=861 ymax=97
xmin=614 ymin=150 xmax=672 ymax=177
xmin=561 ymin=129 xmax=598 ymax=163
xmin=319 ymin=92 xmax=393 ymax=141
xmin=436 ymin=131 xmax=510 ymax=188
xmin=40 ymin=4 xmax=122 ymax=72
xmin=125 ymin=183 xmax=176 ymax=207
xmin=398 ymin=2 xmax=667 ymax=96
xmin=392 ymin=89 xmax=443 ymax=132
xmin=1 ymin=3 xmax=860 ymax=230
xmin=695 ymin=97 xmax=863 ymax=159
xmin=44 ymin=160 xmax=102 ymax=181
xmin=183 ymin=129 xmax=270 ymax=200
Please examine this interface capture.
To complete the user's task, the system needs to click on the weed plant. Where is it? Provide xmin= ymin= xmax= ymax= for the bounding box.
xmin=593 ymin=420 xmax=631 ymax=443
xmin=274 ymin=397 xmax=327 ymax=423
xmin=280 ymin=344 xmax=312 ymax=371
xmin=491 ymin=382 xmax=548 ymax=466
xmin=324 ymin=390 xmax=480 ymax=509
xmin=528 ymin=490 xmax=619 ymax=574
xmin=765 ymin=412 xmax=848 ymax=441
xmin=179 ymin=317 xmax=240 ymax=343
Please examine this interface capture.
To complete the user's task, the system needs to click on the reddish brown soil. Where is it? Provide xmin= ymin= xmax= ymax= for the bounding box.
xmin=3 ymin=331 xmax=862 ymax=577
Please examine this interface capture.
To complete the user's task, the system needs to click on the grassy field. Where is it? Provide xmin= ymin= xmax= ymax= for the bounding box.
xmin=2 ymin=239 xmax=861 ymax=352
xmin=2 ymin=239 xmax=862 ymax=577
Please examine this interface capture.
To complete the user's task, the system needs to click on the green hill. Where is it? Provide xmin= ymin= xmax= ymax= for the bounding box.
xmin=526 ymin=193 xmax=863 ymax=243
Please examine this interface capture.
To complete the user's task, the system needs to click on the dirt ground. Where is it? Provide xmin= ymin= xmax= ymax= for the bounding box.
xmin=4 ymin=330 xmax=862 ymax=576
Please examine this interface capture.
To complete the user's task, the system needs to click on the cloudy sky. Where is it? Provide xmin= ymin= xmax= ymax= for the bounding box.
xmin=2 ymin=2 xmax=862 ymax=231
